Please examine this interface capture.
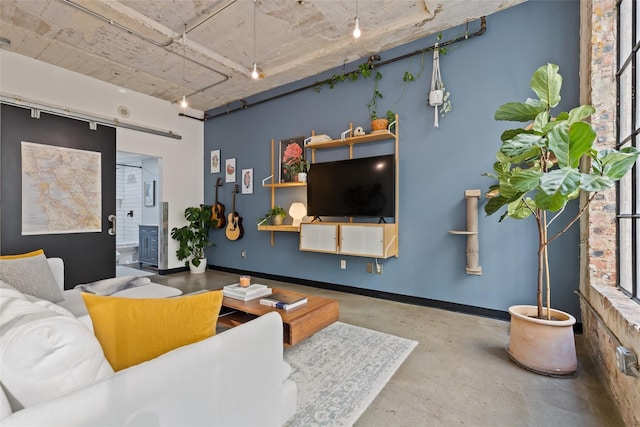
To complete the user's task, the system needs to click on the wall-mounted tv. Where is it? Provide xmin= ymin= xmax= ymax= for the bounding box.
xmin=307 ymin=154 xmax=395 ymax=219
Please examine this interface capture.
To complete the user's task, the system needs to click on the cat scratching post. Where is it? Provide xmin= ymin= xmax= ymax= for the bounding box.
xmin=449 ymin=189 xmax=482 ymax=275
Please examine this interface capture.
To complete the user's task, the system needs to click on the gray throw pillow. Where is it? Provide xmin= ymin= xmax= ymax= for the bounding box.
xmin=0 ymin=253 xmax=64 ymax=303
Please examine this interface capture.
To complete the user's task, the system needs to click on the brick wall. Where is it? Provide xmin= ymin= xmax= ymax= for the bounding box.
xmin=580 ymin=1 xmax=640 ymax=425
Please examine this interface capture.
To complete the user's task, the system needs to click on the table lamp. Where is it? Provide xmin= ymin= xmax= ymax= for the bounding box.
xmin=289 ymin=202 xmax=307 ymax=227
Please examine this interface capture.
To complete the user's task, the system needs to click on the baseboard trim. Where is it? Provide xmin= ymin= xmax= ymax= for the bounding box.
xmin=157 ymin=266 xmax=188 ymax=275
xmin=210 ymin=265 xmax=513 ymax=322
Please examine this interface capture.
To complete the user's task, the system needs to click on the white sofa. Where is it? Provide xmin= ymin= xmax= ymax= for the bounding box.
xmin=0 ymin=259 xmax=297 ymax=426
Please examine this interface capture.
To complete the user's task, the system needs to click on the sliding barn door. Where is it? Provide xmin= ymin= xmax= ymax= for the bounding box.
xmin=1 ymin=104 xmax=116 ymax=289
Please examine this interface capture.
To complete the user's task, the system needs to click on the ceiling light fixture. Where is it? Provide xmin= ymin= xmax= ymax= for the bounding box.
xmin=353 ymin=0 xmax=361 ymax=39
xmin=180 ymin=24 xmax=188 ymax=108
xmin=251 ymin=0 xmax=259 ymax=80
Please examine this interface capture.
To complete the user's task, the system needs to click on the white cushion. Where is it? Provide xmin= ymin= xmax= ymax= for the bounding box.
xmin=0 ymin=383 xmax=12 ymax=418
xmin=0 ymin=293 xmax=113 ymax=411
xmin=0 ymin=281 xmax=27 ymax=300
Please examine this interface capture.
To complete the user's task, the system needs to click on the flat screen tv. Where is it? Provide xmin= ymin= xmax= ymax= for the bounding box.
xmin=307 ymin=154 xmax=395 ymax=219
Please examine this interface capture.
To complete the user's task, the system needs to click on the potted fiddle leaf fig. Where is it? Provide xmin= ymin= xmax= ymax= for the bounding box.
xmin=484 ymin=63 xmax=639 ymax=375
xmin=170 ymin=204 xmax=216 ymax=273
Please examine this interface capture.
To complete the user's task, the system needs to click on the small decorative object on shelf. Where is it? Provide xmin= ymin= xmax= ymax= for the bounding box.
xmin=239 ymin=275 xmax=251 ymax=287
xmin=259 ymin=292 xmax=308 ymax=310
xmin=223 ymin=283 xmax=272 ymax=301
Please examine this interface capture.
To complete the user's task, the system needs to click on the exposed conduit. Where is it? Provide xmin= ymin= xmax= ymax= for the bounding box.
xmin=204 ymin=16 xmax=487 ymax=121
xmin=61 ymin=0 xmax=232 ymax=101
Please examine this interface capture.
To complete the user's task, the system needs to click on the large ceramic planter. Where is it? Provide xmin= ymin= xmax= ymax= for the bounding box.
xmin=508 ymin=305 xmax=577 ymax=376
xmin=189 ymin=257 xmax=207 ymax=274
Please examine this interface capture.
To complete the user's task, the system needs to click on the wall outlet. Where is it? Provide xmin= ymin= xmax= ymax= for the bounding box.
xmin=376 ymin=264 xmax=383 ymax=275
xmin=340 ymin=259 xmax=346 ymax=269
xmin=616 ymin=346 xmax=639 ymax=376
xmin=366 ymin=263 xmax=373 ymax=273
xmin=241 ymin=250 xmax=246 ymax=258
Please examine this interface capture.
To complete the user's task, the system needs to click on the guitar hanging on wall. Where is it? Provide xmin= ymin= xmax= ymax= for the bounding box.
xmin=211 ymin=177 xmax=226 ymax=229
xmin=225 ymin=184 xmax=244 ymax=241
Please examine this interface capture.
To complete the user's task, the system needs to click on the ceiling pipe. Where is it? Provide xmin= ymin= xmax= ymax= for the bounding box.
xmin=205 ymin=16 xmax=487 ymax=120
xmin=61 ymin=0 xmax=231 ymax=101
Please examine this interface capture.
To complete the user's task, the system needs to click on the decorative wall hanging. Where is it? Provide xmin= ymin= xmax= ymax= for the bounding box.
xmin=21 ymin=141 xmax=101 ymax=235
xmin=225 ymin=158 xmax=236 ymax=183
xmin=279 ymin=136 xmax=305 ymax=182
xmin=429 ymin=43 xmax=444 ymax=128
xmin=210 ymin=149 xmax=220 ymax=173
xmin=144 ymin=181 xmax=156 ymax=207
xmin=242 ymin=168 xmax=253 ymax=194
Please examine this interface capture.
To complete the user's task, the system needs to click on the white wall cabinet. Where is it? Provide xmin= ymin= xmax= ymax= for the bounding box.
xmin=340 ymin=224 xmax=396 ymax=258
xmin=299 ymin=223 xmax=338 ymax=253
xmin=300 ymin=223 xmax=397 ymax=258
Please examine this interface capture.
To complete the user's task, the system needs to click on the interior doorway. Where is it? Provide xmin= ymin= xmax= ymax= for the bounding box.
xmin=115 ymin=151 xmax=162 ymax=277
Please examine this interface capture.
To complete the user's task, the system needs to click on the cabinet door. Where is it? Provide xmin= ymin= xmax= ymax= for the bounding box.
xmin=340 ymin=225 xmax=384 ymax=257
xmin=300 ymin=224 xmax=338 ymax=253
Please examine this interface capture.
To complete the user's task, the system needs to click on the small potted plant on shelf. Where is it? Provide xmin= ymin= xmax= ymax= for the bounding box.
xmin=284 ymin=156 xmax=310 ymax=183
xmin=484 ymin=63 xmax=639 ymax=375
xmin=170 ymin=204 xmax=216 ymax=273
xmin=257 ymin=205 xmax=287 ymax=226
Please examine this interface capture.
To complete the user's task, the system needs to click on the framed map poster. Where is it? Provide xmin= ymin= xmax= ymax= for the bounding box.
xmin=21 ymin=141 xmax=101 ymax=235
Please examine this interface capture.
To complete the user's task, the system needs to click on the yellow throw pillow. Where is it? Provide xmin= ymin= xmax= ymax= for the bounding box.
xmin=0 ymin=249 xmax=44 ymax=260
xmin=82 ymin=291 xmax=223 ymax=371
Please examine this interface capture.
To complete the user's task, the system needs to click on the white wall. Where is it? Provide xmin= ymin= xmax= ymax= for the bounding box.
xmin=0 ymin=50 xmax=204 ymax=269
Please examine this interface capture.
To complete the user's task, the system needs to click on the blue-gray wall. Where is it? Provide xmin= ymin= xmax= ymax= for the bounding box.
xmin=203 ymin=1 xmax=582 ymax=318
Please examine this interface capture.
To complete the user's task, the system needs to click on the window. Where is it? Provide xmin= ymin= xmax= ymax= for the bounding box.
xmin=617 ymin=0 xmax=639 ymax=300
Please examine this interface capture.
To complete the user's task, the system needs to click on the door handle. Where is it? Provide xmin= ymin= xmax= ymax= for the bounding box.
xmin=108 ymin=214 xmax=116 ymax=236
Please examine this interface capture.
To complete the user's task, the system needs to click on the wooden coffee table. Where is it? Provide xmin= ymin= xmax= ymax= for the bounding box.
xmin=219 ymin=287 xmax=339 ymax=347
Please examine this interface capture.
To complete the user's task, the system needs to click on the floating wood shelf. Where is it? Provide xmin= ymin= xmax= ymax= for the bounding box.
xmin=257 ymin=225 xmax=300 ymax=232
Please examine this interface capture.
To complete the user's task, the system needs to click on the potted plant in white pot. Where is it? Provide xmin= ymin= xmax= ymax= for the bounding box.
xmin=484 ymin=63 xmax=639 ymax=376
xmin=170 ymin=204 xmax=216 ymax=273
xmin=284 ymin=156 xmax=310 ymax=183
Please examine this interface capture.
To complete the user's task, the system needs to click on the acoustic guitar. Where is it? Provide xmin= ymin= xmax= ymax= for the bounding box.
xmin=211 ymin=177 xmax=225 ymax=229
xmin=225 ymin=185 xmax=244 ymax=241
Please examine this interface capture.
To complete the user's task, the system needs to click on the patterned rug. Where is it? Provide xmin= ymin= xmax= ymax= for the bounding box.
xmin=284 ymin=322 xmax=418 ymax=427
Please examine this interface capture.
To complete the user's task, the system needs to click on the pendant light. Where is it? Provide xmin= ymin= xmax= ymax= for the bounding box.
xmin=251 ymin=0 xmax=259 ymax=79
xmin=180 ymin=24 xmax=188 ymax=108
xmin=353 ymin=0 xmax=361 ymax=39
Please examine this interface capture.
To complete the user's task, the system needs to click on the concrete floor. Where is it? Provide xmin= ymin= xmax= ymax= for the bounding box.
xmin=149 ymin=268 xmax=625 ymax=427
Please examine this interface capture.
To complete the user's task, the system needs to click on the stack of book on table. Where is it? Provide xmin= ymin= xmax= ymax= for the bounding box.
xmin=259 ymin=293 xmax=308 ymax=311
xmin=222 ymin=283 xmax=272 ymax=301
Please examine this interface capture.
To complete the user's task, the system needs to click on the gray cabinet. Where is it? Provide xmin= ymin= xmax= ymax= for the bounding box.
xmin=139 ymin=225 xmax=158 ymax=266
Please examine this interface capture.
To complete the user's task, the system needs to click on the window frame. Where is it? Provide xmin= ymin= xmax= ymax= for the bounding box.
xmin=617 ymin=0 xmax=639 ymax=301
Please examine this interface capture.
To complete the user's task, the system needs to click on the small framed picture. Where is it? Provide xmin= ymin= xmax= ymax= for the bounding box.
xmin=210 ymin=149 xmax=220 ymax=173
xmin=242 ymin=168 xmax=253 ymax=194
xmin=225 ymin=158 xmax=236 ymax=183
xmin=279 ymin=136 xmax=306 ymax=183
xmin=144 ymin=181 xmax=155 ymax=206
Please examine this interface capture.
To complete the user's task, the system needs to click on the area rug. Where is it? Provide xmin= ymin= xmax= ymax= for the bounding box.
xmin=284 ymin=322 xmax=418 ymax=427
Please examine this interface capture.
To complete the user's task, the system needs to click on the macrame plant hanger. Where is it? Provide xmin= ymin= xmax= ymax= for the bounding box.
xmin=429 ymin=43 xmax=444 ymax=128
